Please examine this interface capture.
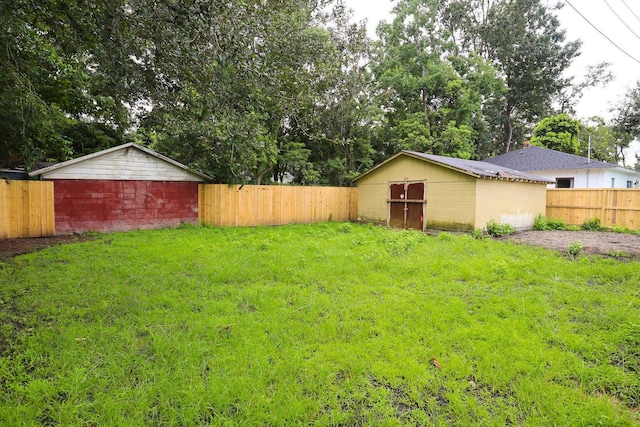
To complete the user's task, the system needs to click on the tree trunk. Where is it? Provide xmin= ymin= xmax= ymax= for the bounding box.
xmin=504 ymin=103 xmax=513 ymax=153
xmin=256 ymin=166 xmax=273 ymax=185
xmin=421 ymin=64 xmax=432 ymax=151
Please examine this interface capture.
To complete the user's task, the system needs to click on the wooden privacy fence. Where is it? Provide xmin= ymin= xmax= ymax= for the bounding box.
xmin=199 ymin=184 xmax=358 ymax=227
xmin=547 ymin=189 xmax=640 ymax=230
xmin=1 ymin=180 xmax=55 ymax=239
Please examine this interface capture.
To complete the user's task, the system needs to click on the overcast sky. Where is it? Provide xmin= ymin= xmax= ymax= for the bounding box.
xmin=344 ymin=0 xmax=640 ymax=163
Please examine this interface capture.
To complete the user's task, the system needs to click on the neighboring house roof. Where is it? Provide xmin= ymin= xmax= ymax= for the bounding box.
xmin=28 ymin=142 xmax=212 ymax=182
xmin=484 ymin=146 xmax=616 ymax=171
xmin=354 ymin=150 xmax=553 ymax=184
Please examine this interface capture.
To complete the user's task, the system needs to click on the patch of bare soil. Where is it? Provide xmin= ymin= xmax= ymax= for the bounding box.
xmin=2 ymin=230 xmax=639 ymax=261
xmin=0 ymin=234 xmax=94 ymax=260
xmin=500 ymin=230 xmax=640 ymax=260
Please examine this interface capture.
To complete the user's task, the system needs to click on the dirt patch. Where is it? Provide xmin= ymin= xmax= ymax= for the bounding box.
xmin=0 ymin=234 xmax=94 ymax=260
xmin=2 ymin=229 xmax=640 ymax=261
xmin=500 ymin=230 xmax=640 ymax=259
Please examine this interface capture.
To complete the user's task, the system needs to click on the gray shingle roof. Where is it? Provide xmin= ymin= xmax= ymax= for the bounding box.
xmin=354 ymin=150 xmax=553 ymax=183
xmin=484 ymin=146 xmax=615 ymax=171
xmin=404 ymin=151 xmax=552 ymax=182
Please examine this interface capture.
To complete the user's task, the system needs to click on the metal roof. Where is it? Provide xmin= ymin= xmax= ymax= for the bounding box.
xmin=354 ymin=150 xmax=553 ymax=184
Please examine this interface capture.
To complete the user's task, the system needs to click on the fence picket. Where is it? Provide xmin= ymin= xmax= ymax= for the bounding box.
xmin=1 ymin=181 xmax=55 ymax=239
xmin=198 ymin=184 xmax=358 ymax=227
xmin=547 ymin=189 xmax=640 ymax=230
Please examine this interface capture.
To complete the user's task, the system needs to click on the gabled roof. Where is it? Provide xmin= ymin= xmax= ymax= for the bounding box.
xmin=484 ymin=146 xmax=615 ymax=171
xmin=28 ymin=142 xmax=212 ymax=181
xmin=353 ymin=150 xmax=553 ymax=184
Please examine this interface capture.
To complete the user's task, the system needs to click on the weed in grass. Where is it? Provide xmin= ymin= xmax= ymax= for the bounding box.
xmin=568 ymin=240 xmax=583 ymax=258
xmin=471 ymin=228 xmax=485 ymax=240
xmin=486 ymin=219 xmax=515 ymax=237
xmin=534 ymin=214 xmax=572 ymax=231
xmin=533 ymin=214 xmax=548 ymax=230
xmin=613 ymin=225 xmax=634 ymax=234
xmin=606 ymin=250 xmax=632 ymax=260
xmin=583 ymin=217 xmax=603 ymax=231
xmin=546 ymin=217 xmax=568 ymax=230
xmin=0 ymin=223 xmax=638 ymax=425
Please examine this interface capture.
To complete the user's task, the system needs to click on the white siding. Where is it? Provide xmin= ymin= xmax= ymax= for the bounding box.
xmin=40 ymin=147 xmax=204 ymax=181
xmin=604 ymin=169 xmax=640 ymax=189
xmin=531 ymin=168 xmax=640 ymax=189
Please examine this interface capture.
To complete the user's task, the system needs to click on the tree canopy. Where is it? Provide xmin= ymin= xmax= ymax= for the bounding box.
xmin=530 ymin=114 xmax=580 ymax=154
xmin=3 ymin=0 xmax=635 ymax=183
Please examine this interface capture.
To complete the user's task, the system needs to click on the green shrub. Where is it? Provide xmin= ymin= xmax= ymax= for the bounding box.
xmin=582 ymin=218 xmax=601 ymax=231
xmin=486 ymin=219 xmax=515 ymax=237
xmin=612 ymin=225 xmax=633 ymax=234
xmin=566 ymin=225 xmax=581 ymax=231
xmin=568 ymin=240 xmax=583 ymax=258
xmin=533 ymin=214 xmax=548 ymax=231
xmin=546 ymin=217 xmax=568 ymax=230
xmin=533 ymin=214 xmax=568 ymax=231
xmin=472 ymin=228 xmax=485 ymax=240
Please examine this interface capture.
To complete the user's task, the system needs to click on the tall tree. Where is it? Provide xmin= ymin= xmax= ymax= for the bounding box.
xmin=135 ymin=0 xmax=313 ymax=182
xmin=609 ymin=81 xmax=640 ymax=168
xmin=255 ymin=2 xmax=375 ymax=186
xmin=371 ymin=0 xmax=490 ymax=161
xmin=577 ymin=117 xmax=619 ymax=163
xmin=443 ymin=0 xmax=580 ymax=153
xmin=530 ymin=114 xmax=580 ymax=154
xmin=136 ymin=0 xmax=373 ymax=185
xmin=1 ymin=0 xmax=372 ymax=186
xmin=0 ymin=0 xmax=136 ymax=168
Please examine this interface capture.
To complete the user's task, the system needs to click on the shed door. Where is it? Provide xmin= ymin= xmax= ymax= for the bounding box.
xmin=388 ymin=181 xmax=425 ymax=231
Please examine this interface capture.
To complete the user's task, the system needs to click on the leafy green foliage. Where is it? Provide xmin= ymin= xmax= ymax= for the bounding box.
xmin=371 ymin=1 xmax=489 ymax=162
xmin=609 ymin=82 xmax=640 ymax=168
xmin=449 ymin=0 xmax=580 ymax=153
xmin=370 ymin=0 xmax=581 ymax=161
xmin=485 ymin=219 xmax=515 ymax=237
xmin=0 ymin=0 xmax=374 ymax=184
xmin=533 ymin=214 xmax=549 ymax=231
xmin=0 ymin=0 xmax=131 ymax=167
xmin=582 ymin=218 xmax=602 ymax=232
xmin=531 ymin=114 xmax=580 ymax=154
xmin=546 ymin=218 xmax=568 ymax=230
xmin=612 ymin=225 xmax=634 ymax=234
xmin=471 ymin=228 xmax=485 ymax=240
xmin=567 ymin=240 xmax=583 ymax=258
xmin=577 ymin=117 xmax=621 ymax=164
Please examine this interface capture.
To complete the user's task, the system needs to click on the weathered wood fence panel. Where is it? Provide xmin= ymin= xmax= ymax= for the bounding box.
xmin=547 ymin=189 xmax=640 ymax=230
xmin=0 ymin=180 xmax=55 ymax=239
xmin=198 ymin=184 xmax=358 ymax=227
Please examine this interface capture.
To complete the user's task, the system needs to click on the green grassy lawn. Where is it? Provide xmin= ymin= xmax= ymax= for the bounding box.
xmin=0 ymin=223 xmax=638 ymax=426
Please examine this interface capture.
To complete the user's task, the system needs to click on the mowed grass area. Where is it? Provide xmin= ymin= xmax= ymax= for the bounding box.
xmin=0 ymin=223 xmax=638 ymax=426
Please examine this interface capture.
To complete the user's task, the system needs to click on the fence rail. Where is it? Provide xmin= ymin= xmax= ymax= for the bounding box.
xmin=1 ymin=180 xmax=55 ymax=239
xmin=198 ymin=184 xmax=358 ymax=227
xmin=546 ymin=189 xmax=640 ymax=230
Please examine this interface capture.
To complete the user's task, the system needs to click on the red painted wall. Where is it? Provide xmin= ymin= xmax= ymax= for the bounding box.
xmin=53 ymin=180 xmax=199 ymax=234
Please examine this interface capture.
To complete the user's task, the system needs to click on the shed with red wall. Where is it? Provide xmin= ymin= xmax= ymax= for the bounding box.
xmin=29 ymin=143 xmax=211 ymax=234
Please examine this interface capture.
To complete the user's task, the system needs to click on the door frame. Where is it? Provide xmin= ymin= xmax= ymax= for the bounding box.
xmin=387 ymin=179 xmax=427 ymax=231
